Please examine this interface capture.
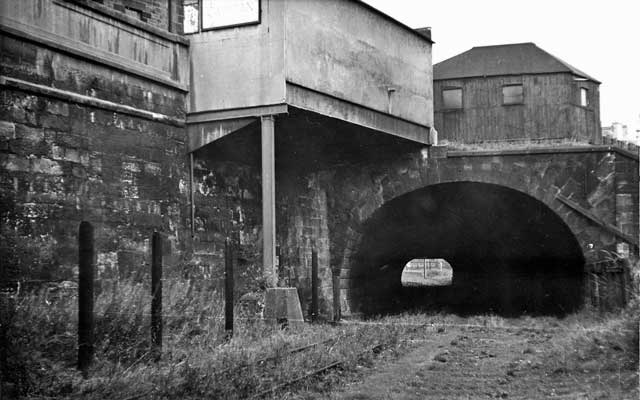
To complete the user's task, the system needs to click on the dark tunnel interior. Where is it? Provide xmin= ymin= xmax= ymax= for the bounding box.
xmin=350 ymin=182 xmax=585 ymax=317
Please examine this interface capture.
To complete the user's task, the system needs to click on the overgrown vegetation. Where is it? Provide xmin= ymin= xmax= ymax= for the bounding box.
xmin=1 ymin=273 xmax=638 ymax=399
xmin=0 ymin=279 xmax=407 ymax=399
xmin=546 ymin=295 xmax=639 ymax=374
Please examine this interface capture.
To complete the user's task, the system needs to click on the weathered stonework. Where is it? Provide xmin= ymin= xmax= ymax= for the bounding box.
xmin=0 ymin=4 xmax=189 ymax=284
xmin=277 ymin=172 xmax=333 ymax=318
xmin=1 ymin=0 xmax=636 ymax=319
xmin=317 ymin=147 xmax=638 ymax=315
xmin=189 ymin=155 xmax=263 ymax=293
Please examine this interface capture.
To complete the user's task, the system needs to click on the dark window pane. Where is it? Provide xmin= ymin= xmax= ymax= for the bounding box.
xmin=443 ymin=88 xmax=462 ymax=109
xmin=184 ymin=0 xmax=199 ymax=33
xmin=202 ymin=0 xmax=260 ymax=29
xmin=502 ymin=85 xmax=523 ymax=105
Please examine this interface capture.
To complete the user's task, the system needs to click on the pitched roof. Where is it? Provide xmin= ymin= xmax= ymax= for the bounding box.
xmin=433 ymin=42 xmax=600 ymax=83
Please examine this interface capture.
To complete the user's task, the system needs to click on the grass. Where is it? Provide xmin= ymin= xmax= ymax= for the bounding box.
xmin=544 ymin=298 xmax=639 ymax=374
xmin=0 ymin=279 xmax=409 ymax=399
xmin=2 ymin=278 xmax=638 ymax=399
xmin=401 ymin=268 xmax=453 ymax=287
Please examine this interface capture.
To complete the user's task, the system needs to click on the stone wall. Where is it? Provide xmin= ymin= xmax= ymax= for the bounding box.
xmin=614 ymin=154 xmax=639 ymax=257
xmin=277 ymin=171 xmax=333 ymax=318
xmin=318 ymin=146 xmax=638 ymax=315
xmin=189 ymin=155 xmax=263 ymax=293
xmin=188 ymin=152 xmax=335 ymax=317
xmin=0 ymin=31 xmax=188 ymax=284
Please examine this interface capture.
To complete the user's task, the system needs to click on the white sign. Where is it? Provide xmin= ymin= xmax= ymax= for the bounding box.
xmin=202 ymin=0 xmax=260 ymax=29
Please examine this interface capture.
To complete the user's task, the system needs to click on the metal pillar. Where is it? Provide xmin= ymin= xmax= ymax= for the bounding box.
xmin=78 ymin=221 xmax=94 ymax=376
xmin=225 ymin=238 xmax=234 ymax=336
xmin=311 ymin=249 xmax=319 ymax=321
xmin=261 ymin=115 xmax=277 ymax=287
xmin=151 ymin=231 xmax=163 ymax=358
xmin=189 ymin=152 xmax=195 ymax=236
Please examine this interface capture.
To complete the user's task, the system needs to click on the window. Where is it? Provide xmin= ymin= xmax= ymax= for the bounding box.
xmin=580 ymin=87 xmax=589 ymax=107
xmin=184 ymin=0 xmax=261 ymax=33
xmin=124 ymin=6 xmax=143 ymax=21
xmin=442 ymin=88 xmax=462 ymax=109
xmin=183 ymin=0 xmax=199 ymax=33
xmin=502 ymin=84 xmax=524 ymax=105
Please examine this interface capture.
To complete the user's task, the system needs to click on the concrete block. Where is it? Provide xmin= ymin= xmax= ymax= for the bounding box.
xmin=263 ymin=287 xmax=304 ymax=326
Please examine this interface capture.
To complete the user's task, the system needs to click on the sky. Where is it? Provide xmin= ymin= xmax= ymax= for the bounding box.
xmin=364 ymin=0 xmax=640 ymax=134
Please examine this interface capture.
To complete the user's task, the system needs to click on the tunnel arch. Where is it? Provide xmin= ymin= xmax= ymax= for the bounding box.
xmin=347 ymin=181 xmax=586 ymax=317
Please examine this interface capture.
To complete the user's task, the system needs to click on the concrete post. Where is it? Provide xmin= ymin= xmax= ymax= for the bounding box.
xmin=261 ymin=115 xmax=277 ymax=287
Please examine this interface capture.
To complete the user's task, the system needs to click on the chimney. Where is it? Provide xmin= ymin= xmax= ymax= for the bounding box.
xmin=415 ymin=27 xmax=432 ymax=41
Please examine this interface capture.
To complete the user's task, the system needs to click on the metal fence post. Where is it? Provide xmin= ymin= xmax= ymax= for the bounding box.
xmin=78 ymin=221 xmax=94 ymax=377
xmin=225 ymin=238 xmax=234 ymax=337
xmin=332 ymin=270 xmax=341 ymax=322
xmin=151 ymin=231 xmax=163 ymax=359
xmin=311 ymin=249 xmax=319 ymax=322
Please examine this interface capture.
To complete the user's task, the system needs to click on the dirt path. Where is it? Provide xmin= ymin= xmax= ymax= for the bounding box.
xmin=327 ymin=326 xmax=637 ymax=400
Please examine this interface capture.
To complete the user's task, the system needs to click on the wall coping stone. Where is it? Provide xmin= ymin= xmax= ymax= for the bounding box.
xmin=0 ymin=75 xmax=186 ymax=127
xmin=448 ymin=145 xmax=639 ymax=161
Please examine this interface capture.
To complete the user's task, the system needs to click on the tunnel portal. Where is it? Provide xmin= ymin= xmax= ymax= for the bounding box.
xmin=350 ymin=182 xmax=585 ymax=317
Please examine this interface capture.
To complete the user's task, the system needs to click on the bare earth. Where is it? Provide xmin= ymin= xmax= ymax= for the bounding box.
xmin=326 ymin=326 xmax=637 ymax=400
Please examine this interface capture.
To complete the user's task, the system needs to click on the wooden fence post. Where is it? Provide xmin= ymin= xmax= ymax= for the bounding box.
xmin=225 ymin=238 xmax=234 ymax=337
xmin=332 ymin=270 xmax=341 ymax=322
xmin=311 ymin=249 xmax=319 ymax=322
xmin=78 ymin=221 xmax=94 ymax=377
xmin=151 ymin=231 xmax=163 ymax=359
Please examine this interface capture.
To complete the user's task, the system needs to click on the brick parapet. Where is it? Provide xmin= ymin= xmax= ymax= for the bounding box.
xmin=66 ymin=0 xmax=187 ymax=39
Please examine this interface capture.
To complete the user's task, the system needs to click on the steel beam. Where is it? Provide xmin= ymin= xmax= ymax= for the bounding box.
xmin=261 ymin=115 xmax=277 ymax=287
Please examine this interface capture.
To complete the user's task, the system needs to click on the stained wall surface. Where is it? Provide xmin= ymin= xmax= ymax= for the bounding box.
xmin=434 ymin=74 xmax=600 ymax=144
xmin=1 ymin=0 xmax=189 ymax=283
xmin=285 ymin=0 xmax=433 ymax=127
xmin=187 ymin=0 xmax=433 ymax=135
xmin=188 ymin=0 xmax=286 ymax=113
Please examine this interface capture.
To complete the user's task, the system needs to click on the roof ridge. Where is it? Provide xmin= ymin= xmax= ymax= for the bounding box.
xmin=434 ymin=42 xmax=600 ymax=83
xmin=533 ymin=45 xmax=600 ymax=83
xmin=470 ymin=42 xmax=536 ymax=49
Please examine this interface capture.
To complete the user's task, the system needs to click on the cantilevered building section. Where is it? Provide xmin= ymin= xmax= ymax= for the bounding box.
xmin=433 ymin=42 xmax=601 ymax=145
xmin=187 ymin=0 xmax=434 ymax=149
xmin=185 ymin=0 xmax=434 ymax=285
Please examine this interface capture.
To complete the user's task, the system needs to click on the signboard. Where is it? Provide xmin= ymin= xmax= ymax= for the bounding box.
xmin=202 ymin=0 xmax=260 ymax=30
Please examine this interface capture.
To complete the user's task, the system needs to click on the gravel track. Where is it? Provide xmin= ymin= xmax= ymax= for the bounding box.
xmin=327 ymin=325 xmax=637 ymax=400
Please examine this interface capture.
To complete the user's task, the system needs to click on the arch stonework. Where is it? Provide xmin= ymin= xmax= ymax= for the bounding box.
xmin=325 ymin=148 xmax=637 ymax=315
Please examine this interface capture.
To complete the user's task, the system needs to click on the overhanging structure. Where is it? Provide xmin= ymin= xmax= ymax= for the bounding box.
xmin=185 ymin=0 xmax=434 ymax=284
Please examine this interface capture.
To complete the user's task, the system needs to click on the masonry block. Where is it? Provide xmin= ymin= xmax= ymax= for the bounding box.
xmin=263 ymin=287 xmax=305 ymax=326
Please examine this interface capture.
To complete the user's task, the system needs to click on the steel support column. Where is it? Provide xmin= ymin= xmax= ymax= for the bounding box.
xmin=261 ymin=115 xmax=277 ymax=287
